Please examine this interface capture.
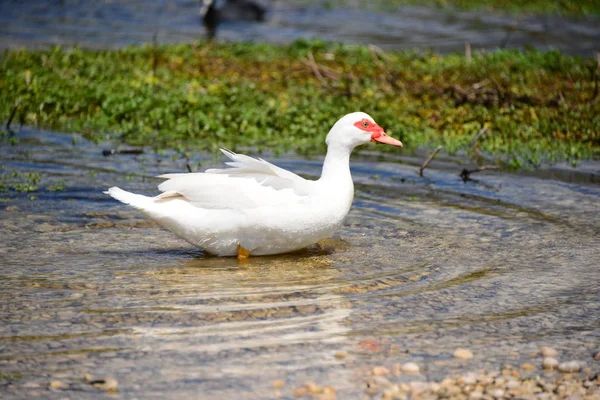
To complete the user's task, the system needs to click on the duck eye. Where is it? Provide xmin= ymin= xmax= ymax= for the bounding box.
xmin=362 ymin=121 xmax=369 ymax=128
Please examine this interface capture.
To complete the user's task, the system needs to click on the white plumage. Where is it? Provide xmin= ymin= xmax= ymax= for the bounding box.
xmin=106 ymin=112 xmax=403 ymax=257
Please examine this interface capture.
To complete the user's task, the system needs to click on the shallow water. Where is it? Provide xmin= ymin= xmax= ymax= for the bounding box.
xmin=1 ymin=0 xmax=599 ymax=56
xmin=0 ymin=128 xmax=599 ymax=398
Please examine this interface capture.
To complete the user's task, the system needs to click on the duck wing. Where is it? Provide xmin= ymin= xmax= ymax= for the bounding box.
xmin=156 ymin=149 xmax=314 ymax=210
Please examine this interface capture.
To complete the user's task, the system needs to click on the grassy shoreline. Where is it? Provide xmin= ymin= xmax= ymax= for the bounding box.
xmin=1 ymin=40 xmax=599 ymax=169
xmin=385 ymin=0 xmax=600 ymax=16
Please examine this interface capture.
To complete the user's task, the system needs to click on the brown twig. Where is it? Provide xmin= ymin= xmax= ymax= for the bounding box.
xmin=152 ymin=33 xmax=158 ymax=80
xmin=471 ymin=79 xmax=488 ymax=90
xmin=469 ymin=126 xmax=490 ymax=147
xmin=307 ymin=52 xmax=325 ymax=84
xmin=318 ymin=64 xmax=341 ymax=81
xmin=419 ymin=145 xmax=442 ymax=177
xmin=5 ymin=99 xmax=22 ymax=132
xmin=186 ymin=163 xmax=192 ymax=173
xmin=102 ymin=149 xmax=144 ymax=156
xmin=460 ymin=165 xmax=499 ymax=182
xmin=465 ymin=42 xmax=472 ymax=65
xmin=368 ymin=44 xmax=390 ymax=65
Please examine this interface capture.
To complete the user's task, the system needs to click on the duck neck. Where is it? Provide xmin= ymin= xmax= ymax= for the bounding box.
xmin=320 ymin=142 xmax=353 ymax=184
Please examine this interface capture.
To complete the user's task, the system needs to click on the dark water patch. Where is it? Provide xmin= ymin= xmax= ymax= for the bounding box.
xmin=1 ymin=1 xmax=599 ymax=56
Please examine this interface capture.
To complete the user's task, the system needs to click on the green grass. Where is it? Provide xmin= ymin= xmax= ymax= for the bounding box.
xmin=342 ymin=0 xmax=600 ymax=15
xmin=1 ymin=40 xmax=599 ymax=168
xmin=402 ymin=0 xmax=600 ymax=15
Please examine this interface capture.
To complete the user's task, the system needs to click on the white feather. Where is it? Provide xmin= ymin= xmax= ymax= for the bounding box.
xmin=106 ymin=112 xmax=399 ymax=256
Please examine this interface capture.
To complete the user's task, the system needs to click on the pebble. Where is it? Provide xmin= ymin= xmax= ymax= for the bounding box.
xmin=373 ymin=366 xmax=390 ymax=376
xmin=304 ymin=381 xmax=321 ymax=395
xmin=91 ymin=377 xmax=118 ymax=393
xmin=540 ymin=346 xmax=558 ymax=357
xmin=293 ymin=387 xmax=308 ymax=396
xmin=321 ymin=386 xmax=337 ymax=400
xmin=401 ymin=362 xmax=420 ymax=373
xmin=409 ymin=381 xmax=428 ymax=395
xmin=382 ymin=386 xmax=403 ymax=400
xmin=461 ymin=372 xmax=477 ymax=385
xmin=558 ymin=361 xmax=581 ymax=373
xmin=593 ymin=352 xmax=600 ymax=360
xmin=48 ymin=380 xmax=67 ymax=390
xmin=521 ymin=363 xmax=537 ymax=371
xmin=506 ymin=380 xmax=520 ymax=390
xmin=372 ymin=376 xmax=391 ymax=386
xmin=334 ymin=351 xmax=348 ymax=359
xmin=358 ymin=361 xmax=599 ymax=400
xmin=542 ymin=357 xmax=559 ymax=370
xmin=272 ymin=380 xmax=285 ymax=389
xmin=454 ymin=348 xmax=474 ymax=359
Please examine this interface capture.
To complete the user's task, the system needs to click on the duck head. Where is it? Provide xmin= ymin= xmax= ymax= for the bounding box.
xmin=325 ymin=112 xmax=403 ymax=150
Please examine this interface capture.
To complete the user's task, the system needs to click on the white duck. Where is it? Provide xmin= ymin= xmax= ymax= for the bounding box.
xmin=106 ymin=112 xmax=403 ymax=259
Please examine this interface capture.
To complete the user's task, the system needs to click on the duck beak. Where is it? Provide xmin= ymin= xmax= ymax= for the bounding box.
xmin=371 ymin=130 xmax=403 ymax=147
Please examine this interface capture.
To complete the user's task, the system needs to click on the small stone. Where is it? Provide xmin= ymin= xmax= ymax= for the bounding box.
xmin=540 ymin=346 xmax=558 ymax=357
xmin=293 ymin=387 xmax=307 ymax=396
xmin=454 ymin=348 xmax=474 ymax=359
xmin=5 ymin=205 xmax=19 ymax=211
xmin=49 ymin=380 xmax=67 ymax=390
xmin=393 ymin=363 xmax=401 ymax=376
xmin=305 ymin=382 xmax=322 ymax=395
xmin=272 ymin=380 xmax=285 ymax=389
xmin=321 ymin=386 xmax=337 ymax=400
xmin=542 ymin=357 xmax=559 ymax=370
xmin=506 ymin=380 xmax=520 ymax=390
xmin=409 ymin=381 xmax=428 ymax=395
xmin=490 ymin=388 xmax=505 ymax=398
xmin=470 ymin=390 xmax=484 ymax=399
xmin=382 ymin=386 xmax=403 ymax=400
xmin=401 ymin=362 xmax=420 ymax=373
xmin=372 ymin=376 xmax=391 ymax=387
xmin=593 ymin=352 xmax=600 ymax=360
xmin=494 ymin=377 xmax=506 ymax=386
xmin=83 ymin=373 xmax=93 ymax=383
xmin=461 ymin=373 xmax=478 ymax=386
xmin=558 ymin=361 xmax=581 ymax=373
xmin=334 ymin=351 xmax=348 ymax=359
xmin=522 ymin=363 xmax=536 ymax=371
xmin=91 ymin=377 xmax=118 ymax=392
xmin=373 ymin=366 xmax=390 ymax=376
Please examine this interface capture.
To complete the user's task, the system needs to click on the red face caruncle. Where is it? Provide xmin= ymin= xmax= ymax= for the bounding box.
xmin=353 ymin=118 xmax=384 ymax=140
xmin=354 ymin=118 xmax=403 ymax=147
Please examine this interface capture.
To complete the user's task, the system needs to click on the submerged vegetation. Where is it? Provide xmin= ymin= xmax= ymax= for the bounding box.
xmin=1 ymin=40 xmax=599 ymax=168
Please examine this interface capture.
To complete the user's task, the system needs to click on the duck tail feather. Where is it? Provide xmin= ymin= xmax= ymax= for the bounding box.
xmin=105 ymin=187 xmax=154 ymax=210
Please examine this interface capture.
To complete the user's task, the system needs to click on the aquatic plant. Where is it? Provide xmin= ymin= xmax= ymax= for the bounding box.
xmin=1 ymin=40 xmax=598 ymax=168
